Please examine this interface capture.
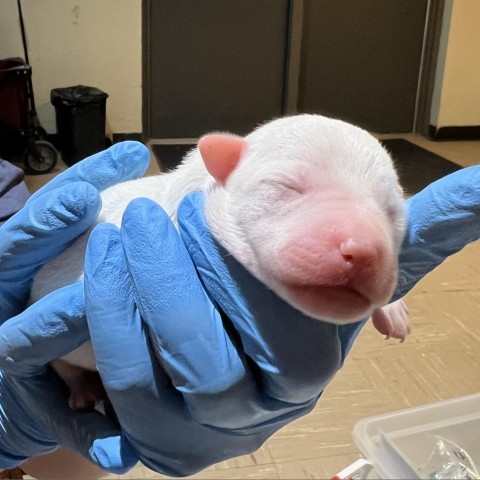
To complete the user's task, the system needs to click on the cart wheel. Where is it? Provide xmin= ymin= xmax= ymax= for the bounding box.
xmin=24 ymin=140 xmax=59 ymax=174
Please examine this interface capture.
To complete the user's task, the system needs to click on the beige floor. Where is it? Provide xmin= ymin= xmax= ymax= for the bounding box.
xmin=20 ymin=135 xmax=480 ymax=479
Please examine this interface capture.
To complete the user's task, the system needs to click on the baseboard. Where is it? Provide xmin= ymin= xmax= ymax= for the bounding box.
xmin=112 ymin=133 xmax=143 ymax=143
xmin=429 ymin=125 xmax=480 ymax=140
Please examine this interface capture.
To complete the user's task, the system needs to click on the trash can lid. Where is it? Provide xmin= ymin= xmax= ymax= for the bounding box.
xmin=51 ymin=85 xmax=108 ymax=106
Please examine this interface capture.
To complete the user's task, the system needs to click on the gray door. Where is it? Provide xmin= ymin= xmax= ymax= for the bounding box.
xmin=298 ymin=0 xmax=429 ymax=132
xmin=145 ymin=0 xmax=432 ymax=138
xmin=145 ymin=0 xmax=290 ymax=138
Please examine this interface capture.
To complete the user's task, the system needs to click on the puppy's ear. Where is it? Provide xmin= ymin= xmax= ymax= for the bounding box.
xmin=198 ymin=134 xmax=245 ymax=184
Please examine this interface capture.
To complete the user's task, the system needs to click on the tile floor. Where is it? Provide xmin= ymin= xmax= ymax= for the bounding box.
xmin=16 ymin=135 xmax=480 ymax=479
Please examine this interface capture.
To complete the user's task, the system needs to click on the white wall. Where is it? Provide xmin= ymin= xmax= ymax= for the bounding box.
xmin=0 ymin=0 xmax=142 ymax=134
xmin=431 ymin=0 xmax=480 ymax=128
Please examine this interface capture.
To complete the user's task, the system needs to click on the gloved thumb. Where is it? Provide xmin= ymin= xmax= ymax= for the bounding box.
xmin=0 ymin=284 xmax=89 ymax=376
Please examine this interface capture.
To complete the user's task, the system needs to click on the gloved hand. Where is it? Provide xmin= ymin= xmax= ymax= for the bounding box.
xmin=0 ymin=142 xmax=150 ymax=471
xmin=88 ymin=164 xmax=480 ymax=476
xmin=2 ymin=164 xmax=480 ymax=476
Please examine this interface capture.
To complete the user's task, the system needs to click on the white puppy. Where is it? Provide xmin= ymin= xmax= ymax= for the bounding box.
xmin=31 ymin=114 xmax=409 ymax=409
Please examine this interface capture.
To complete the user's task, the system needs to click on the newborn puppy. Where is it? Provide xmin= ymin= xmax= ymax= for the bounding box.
xmin=31 ymin=114 xmax=409 ymax=409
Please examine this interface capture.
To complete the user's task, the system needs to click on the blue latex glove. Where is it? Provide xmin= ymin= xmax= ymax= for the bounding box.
xmin=88 ymin=165 xmax=480 ymax=476
xmin=2 ymin=164 xmax=480 ymax=476
xmin=0 ymin=142 xmax=150 ymax=471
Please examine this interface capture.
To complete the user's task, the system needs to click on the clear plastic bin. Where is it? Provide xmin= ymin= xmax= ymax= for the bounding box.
xmin=345 ymin=393 xmax=480 ymax=479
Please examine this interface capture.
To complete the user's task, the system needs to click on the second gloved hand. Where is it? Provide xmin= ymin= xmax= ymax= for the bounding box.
xmin=0 ymin=141 xmax=150 ymax=472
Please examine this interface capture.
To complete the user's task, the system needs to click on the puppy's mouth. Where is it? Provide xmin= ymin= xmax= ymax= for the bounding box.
xmin=282 ymin=283 xmax=374 ymax=324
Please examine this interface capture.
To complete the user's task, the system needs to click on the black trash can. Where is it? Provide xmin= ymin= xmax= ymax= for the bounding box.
xmin=51 ymin=85 xmax=108 ymax=166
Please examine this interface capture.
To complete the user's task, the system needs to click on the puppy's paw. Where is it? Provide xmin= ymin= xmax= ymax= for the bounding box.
xmin=67 ymin=370 xmax=106 ymax=411
xmin=371 ymin=298 xmax=410 ymax=342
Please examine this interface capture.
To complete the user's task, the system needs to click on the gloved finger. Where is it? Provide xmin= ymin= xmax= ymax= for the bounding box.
xmin=120 ymin=199 xmax=245 ymax=392
xmin=395 ymin=165 xmax=480 ymax=299
xmin=84 ymin=222 xmax=157 ymax=391
xmin=0 ymin=283 xmax=90 ymax=376
xmin=84 ymin=221 xmax=206 ymax=452
xmin=28 ymin=141 xmax=150 ymax=204
xmin=0 ymin=182 xmax=101 ymax=322
xmin=85 ymin=222 xmax=185 ymax=471
xmin=178 ymin=192 xmax=343 ymax=405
